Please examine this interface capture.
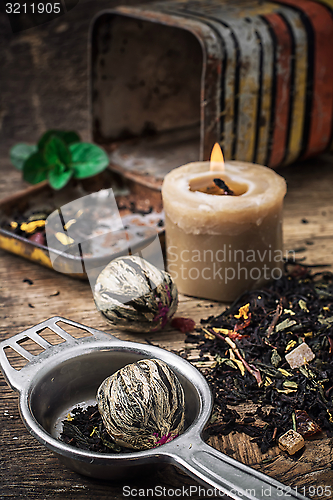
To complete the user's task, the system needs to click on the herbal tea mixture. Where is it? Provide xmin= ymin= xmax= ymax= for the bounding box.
xmin=61 ymin=405 xmax=127 ymax=454
xmin=186 ymin=263 xmax=333 ymax=453
xmin=0 ymin=190 xmax=162 ymax=248
xmin=62 ymin=263 xmax=333 ymax=455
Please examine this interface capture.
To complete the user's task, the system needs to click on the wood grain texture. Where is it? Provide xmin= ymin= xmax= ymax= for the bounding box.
xmin=1 ymin=154 xmax=333 ymax=499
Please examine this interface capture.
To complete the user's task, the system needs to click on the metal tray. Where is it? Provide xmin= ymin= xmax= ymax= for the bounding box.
xmin=0 ymin=168 xmax=164 ymax=278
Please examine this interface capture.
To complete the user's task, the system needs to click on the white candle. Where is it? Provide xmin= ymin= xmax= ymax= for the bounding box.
xmin=161 ymin=158 xmax=287 ymax=302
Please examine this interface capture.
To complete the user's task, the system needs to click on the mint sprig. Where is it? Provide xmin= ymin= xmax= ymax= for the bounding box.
xmin=70 ymin=143 xmax=110 ymax=179
xmin=10 ymin=130 xmax=109 ymax=190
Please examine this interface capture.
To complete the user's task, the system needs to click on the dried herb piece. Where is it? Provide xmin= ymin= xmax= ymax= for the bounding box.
xmin=271 ymin=350 xmax=281 ymax=367
xmin=171 ymin=317 xmax=196 ymax=333
xmin=295 ymin=410 xmax=321 ymax=437
xmin=28 ymin=232 xmax=46 ymax=245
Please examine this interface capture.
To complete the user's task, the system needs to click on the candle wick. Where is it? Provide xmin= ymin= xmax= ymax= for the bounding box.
xmin=213 ymin=178 xmax=234 ymax=195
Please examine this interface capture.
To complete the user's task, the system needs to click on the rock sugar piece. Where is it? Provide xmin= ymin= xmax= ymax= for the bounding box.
xmin=278 ymin=429 xmax=305 ymax=455
xmin=285 ymin=342 xmax=315 ymax=369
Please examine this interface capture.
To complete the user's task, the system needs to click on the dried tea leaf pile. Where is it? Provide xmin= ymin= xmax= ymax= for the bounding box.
xmin=187 ymin=264 xmax=333 ymax=453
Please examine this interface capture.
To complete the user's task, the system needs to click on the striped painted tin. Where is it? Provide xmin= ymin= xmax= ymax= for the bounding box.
xmin=91 ymin=0 xmax=333 ymax=168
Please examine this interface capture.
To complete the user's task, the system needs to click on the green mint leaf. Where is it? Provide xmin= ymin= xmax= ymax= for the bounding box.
xmin=48 ymin=162 xmax=73 ymax=190
xmin=44 ymin=136 xmax=72 ymax=167
xmin=70 ymin=143 xmax=109 ymax=179
xmin=61 ymin=131 xmax=81 ymax=145
xmin=23 ymin=152 xmax=49 ymax=184
xmin=10 ymin=144 xmax=37 ymax=170
xmin=38 ymin=130 xmax=81 ymax=151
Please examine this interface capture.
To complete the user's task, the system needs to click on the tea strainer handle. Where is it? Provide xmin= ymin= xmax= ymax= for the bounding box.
xmin=171 ymin=437 xmax=310 ymax=500
xmin=0 ymin=316 xmax=115 ymax=392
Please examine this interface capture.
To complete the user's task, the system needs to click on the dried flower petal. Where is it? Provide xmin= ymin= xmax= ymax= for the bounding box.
xmin=234 ymin=303 xmax=250 ymax=320
xmin=171 ymin=317 xmax=196 ymax=333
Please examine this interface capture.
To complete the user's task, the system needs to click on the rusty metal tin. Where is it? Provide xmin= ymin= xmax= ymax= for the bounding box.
xmin=90 ymin=0 xmax=333 ymax=173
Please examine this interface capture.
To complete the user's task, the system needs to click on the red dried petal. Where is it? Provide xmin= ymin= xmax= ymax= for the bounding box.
xmin=290 ymin=265 xmax=309 ymax=278
xmin=171 ymin=317 xmax=196 ymax=333
xmin=234 ymin=314 xmax=252 ymax=331
xmin=228 ymin=332 xmax=249 ymax=340
xmin=28 ymin=231 xmax=45 ymax=246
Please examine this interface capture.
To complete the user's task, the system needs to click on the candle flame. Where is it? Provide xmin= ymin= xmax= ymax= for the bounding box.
xmin=210 ymin=143 xmax=225 ymax=172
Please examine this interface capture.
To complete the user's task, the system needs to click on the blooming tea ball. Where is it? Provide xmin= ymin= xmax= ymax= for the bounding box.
xmin=93 ymin=256 xmax=178 ymax=332
xmin=96 ymin=359 xmax=185 ymax=450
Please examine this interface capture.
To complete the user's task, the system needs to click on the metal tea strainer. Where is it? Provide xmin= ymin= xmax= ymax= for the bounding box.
xmin=0 ymin=317 xmax=309 ymax=500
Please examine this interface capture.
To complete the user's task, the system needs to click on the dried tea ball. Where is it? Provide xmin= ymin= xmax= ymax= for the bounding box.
xmin=96 ymin=359 xmax=185 ymax=450
xmin=93 ymin=256 xmax=178 ymax=332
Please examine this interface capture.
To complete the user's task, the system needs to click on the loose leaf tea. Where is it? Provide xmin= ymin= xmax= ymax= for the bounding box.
xmin=60 ymin=405 xmax=128 ymax=454
xmin=0 ymin=193 xmax=158 ymax=249
xmin=186 ymin=263 xmax=333 ymax=453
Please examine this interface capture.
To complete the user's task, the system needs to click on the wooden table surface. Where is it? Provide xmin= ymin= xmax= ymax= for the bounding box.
xmin=1 ymin=154 xmax=333 ymax=500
